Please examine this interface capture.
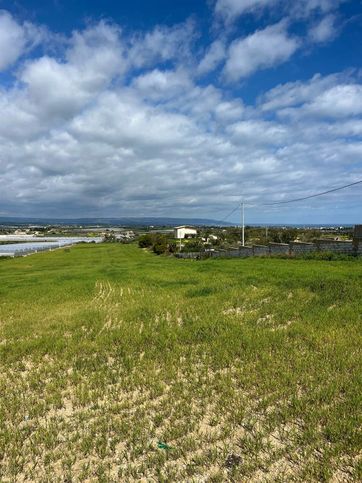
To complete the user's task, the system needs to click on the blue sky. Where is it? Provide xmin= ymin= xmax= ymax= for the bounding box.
xmin=0 ymin=0 xmax=361 ymax=223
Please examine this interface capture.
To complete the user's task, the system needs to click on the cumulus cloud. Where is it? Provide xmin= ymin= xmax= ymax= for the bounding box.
xmin=132 ymin=69 xmax=193 ymax=101
xmin=227 ymin=119 xmax=288 ymax=145
xmin=127 ymin=19 xmax=196 ymax=69
xmin=260 ymin=74 xmax=362 ymax=119
xmin=304 ymin=84 xmax=362 ymax=118
xmin=17 ymin=21 xmax=124 ymax=122
xmin=223 ymin=22 xmax=300 ymax=81
xmin=0 ymin=10 xmax=361 ymax=222
xmin=0 ymin=10 xmax=45 ymax=71
xmin=259 ymin=72 xmax=342 ymax=110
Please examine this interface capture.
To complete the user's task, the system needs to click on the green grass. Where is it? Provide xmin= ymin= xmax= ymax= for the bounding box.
xmin=0 ymin=243 xmax=361 ymax=481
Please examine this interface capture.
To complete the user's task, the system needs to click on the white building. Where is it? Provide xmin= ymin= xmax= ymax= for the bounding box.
xmin=174 ymin=226 xmax=197 ymax=239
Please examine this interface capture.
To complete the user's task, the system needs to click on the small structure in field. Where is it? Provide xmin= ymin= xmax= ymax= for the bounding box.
xmin=174 ymin=226 xmax=197 ymax=239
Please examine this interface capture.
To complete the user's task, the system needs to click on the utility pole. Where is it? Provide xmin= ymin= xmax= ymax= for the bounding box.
xmin=241 ymin=201 xmax=245 ymax=247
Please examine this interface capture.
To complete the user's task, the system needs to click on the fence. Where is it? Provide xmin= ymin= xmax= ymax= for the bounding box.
xmin=176 ymin=238 xmax=362 ymax=260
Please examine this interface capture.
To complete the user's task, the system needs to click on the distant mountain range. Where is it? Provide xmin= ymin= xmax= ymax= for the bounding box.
xmin=0 ymin=216 xmax=233 ymax=227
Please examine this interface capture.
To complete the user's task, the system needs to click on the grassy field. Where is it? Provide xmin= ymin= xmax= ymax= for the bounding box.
xmin=0 ymin=243 xmax=361 ymax=482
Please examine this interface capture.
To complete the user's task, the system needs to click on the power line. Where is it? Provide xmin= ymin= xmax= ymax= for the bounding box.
xmin=262 ymin=179 xmax=362 ymax=206
xmin=222 ymin=178 xmax=362 ymax=221
xmin=221 ymin=199 xmax=242 ymax=222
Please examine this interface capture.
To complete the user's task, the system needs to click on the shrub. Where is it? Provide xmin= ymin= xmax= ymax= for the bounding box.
xmin=168 ymin=242 xmax=177 ymax=253
xmin=138 ymin=233 xmax=171 ymax=254
xmin=153 ymin=241 xmax=168 ymax=255
xmin=138 ymin=234 xmax=154 ymax=248
xmin=182 ymin=240 xmax=204 ymax=253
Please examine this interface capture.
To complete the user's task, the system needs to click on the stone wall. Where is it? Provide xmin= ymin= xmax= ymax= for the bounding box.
xmin=315 ymin=239 xmax=353 ymax=253
xmin=354 ymin=240 xmax=362 ymax=255
xmin=253 ymin=245 xmax=269 ymax=256
xmin=176 ymin=238 xmax=360 ymax=259
xmin=353 ymin=226 xmax=362 ymax=255
xmin=239 ymin=246 xmax=253 ymax=257
xmin=175 ymin=226 xmax=362 ymax=259
xmin=354 ymin=225 xmax=362 ymax=239
xmin=289 ymin=242 xmax=317 ymax=254
xmin=269 ymin=243 xmax=290 ymax=255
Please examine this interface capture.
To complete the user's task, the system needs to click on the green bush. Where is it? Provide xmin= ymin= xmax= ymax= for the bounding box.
xmin=139 ymin=233 xmax=170 ymax=254
xmin=153 ymin=241 xmax=168 ymax=255
xmin=138 ymin=234 xmax=154 ymax=248
xmin=168 ymin=242 xmax=177 ymax=253
xmin=182 ymin=240 xmax=204 ymax=253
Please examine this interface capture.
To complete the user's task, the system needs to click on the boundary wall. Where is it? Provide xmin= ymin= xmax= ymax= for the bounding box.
xmin=176 ymin=238 xmax=361 ymax=259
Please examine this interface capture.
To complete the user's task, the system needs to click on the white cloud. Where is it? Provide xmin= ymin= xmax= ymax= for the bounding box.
xmin=259 ymin=73 xmax=342 ymax=111
xmin=214 ymin=0 xmax=345 ymax=22
xmin=0 ymin=10 xmax=361 ymax=222
xmin=0 ymin=89 xmax=44 ymax=139
xmin=18 ymin=21 xmax=124 ymax=121
xmin=127 ymin=20 xmax=196 ymax=69
xmin=260 ymin=75 xmax=362 ymax=119
xmin=0 ymin=11 xmax=26 ymax=70
xmin=69 ymin=91 xmax=200 ymax=151
xmin=223 ymin=22 xmax=300 ymax=81
xmin=132 ymin=69 xmax=192 ymax=100
xmin=308 ymin=14 xmax=337 ymax=43
xmin=215 ymin=0 xmax=277 ymax=23
xmin=228 ymin=119 xmax=288 ymax=145
xmin=66 ymin=21 xmax=124 ymax=74
xmin=328 ymin=119 xmax=362 ymax=137
xmin=197 ymin=40 xmax=226 ymax=75
xmin=214 ymin=100 xmax=244 ymax=120
xmin=291 ymin=0 xmax=344 ymax=18
xmin=0 ymin=10 xmax=45 ymax=71
xmin=306 ymin=84 xmax=362 ymax=117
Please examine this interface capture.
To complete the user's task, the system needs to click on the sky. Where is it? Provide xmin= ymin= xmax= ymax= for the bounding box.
xmin=0 ymin=0 xmax=362 ymax=224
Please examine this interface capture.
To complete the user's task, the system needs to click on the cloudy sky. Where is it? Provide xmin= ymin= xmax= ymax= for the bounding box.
xmin=0 ymin=0 xmax=361 ymax=223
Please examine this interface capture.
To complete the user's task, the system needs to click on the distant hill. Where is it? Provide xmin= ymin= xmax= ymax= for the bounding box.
xmin=0 ymin=216 xmax=232 ymax=227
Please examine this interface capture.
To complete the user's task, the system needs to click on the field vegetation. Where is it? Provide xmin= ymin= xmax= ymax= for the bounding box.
xmin=0 ymin=243 xmax=361 ymax=481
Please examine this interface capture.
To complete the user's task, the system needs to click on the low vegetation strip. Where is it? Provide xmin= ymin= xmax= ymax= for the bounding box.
xmin=0 ymin=244 xmax=361 ymax=481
